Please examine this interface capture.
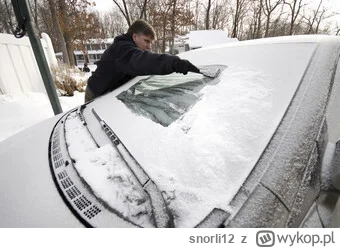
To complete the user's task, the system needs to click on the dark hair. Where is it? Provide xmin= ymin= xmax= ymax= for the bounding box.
xmin=127 ymin=19 xmax=156 ymax=40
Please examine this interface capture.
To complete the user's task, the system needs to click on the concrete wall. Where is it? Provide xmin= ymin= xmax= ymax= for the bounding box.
xmin=0 ymin=32 xmax=57 ymax=95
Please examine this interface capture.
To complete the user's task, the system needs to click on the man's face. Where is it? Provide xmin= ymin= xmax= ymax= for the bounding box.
xmin=132 ymin=33 xmax=154 ymax=51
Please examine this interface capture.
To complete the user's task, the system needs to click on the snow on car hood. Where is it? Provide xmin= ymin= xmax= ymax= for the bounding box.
xmin=66 ymin=42 xmax=317 ymax=227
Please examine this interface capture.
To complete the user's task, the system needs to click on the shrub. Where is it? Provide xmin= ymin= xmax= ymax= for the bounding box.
xmin=51 ymin=62 xmax=88 ymax=96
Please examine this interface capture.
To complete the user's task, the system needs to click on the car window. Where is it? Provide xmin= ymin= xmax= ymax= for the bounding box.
xmin=116 ymin=65 xmax=227 ymax=126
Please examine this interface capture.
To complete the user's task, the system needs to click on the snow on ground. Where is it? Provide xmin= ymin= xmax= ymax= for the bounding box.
xmin=0 ymin=66 xmax=94 ymax=143
xmin=0 ymin=91 xmax=85 ymax=142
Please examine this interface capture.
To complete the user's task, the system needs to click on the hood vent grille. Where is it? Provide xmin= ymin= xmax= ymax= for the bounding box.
xmin=74 ymin=195 xmax=92 ymax=211
xmin=66 ymin=186 xmax=81 ymax=200
xmin=84 ymin=206 xmax=101 ymax=219
xmin=48 ymin=111 xmax=136 ymax=227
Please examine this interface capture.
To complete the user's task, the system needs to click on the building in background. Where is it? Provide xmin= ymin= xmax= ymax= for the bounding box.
xmin=56 ymin=38 xmax=114 ymax=66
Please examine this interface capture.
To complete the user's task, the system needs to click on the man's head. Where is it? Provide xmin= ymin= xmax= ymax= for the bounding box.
xmin=128 ymin=19 xmax=156 ymax=51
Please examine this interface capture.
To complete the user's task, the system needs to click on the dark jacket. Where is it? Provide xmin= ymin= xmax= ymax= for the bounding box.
xmin=87 ymin=33 xmax=180 ymax=99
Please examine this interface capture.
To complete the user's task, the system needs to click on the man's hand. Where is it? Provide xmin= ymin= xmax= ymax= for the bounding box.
xmin=172 ymin=59 xmax=200 ymax=75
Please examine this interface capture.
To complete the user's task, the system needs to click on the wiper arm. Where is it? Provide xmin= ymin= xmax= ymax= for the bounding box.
xmin=91 ymin=108 xmax=174 ymax=228
xmin=76 ymin=105 xmax=99 ymax=148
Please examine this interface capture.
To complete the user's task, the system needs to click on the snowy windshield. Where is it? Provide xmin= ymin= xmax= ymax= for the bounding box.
xmin=62 ymin=42 xmax=318 ymax=227
xmin=116 ymin=65 xmax=226 ymax=126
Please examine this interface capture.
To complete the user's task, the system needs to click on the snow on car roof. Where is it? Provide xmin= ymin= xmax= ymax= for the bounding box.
xmin=195 ymin=34 xmax=337 ymax=51
xmin=186 ymin=30 xmax=238 ymax=48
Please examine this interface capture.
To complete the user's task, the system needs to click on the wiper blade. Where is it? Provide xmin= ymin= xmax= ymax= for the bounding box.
xmin=91 ymin=108 xmax=174 ymax=228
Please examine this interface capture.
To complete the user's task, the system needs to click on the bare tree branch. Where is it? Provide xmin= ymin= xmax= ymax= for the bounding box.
xmin=112 ymin=0 xmax=131 ymax=26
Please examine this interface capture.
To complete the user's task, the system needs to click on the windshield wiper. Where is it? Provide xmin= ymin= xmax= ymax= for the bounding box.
xmin=76 ymin=105 xmax=99 ymax=148
xmin=91 ymin=108 xmax=174 ymax=228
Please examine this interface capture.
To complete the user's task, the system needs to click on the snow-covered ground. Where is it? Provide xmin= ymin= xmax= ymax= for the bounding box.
xmin=0 ymin=66 xmax=95 ymax=143
xmin=0 ymin=91 xmax=84 ymax=142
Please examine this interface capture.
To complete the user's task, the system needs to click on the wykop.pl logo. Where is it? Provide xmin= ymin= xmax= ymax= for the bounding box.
xmin=256 ymin=231 xmax=275 ymax=247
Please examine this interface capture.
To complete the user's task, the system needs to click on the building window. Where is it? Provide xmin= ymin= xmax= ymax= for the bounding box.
xmin=92 ymin=44 xmax=101 ymax=50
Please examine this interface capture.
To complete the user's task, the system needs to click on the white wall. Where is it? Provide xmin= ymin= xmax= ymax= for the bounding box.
xmin=0 ymin=32 xmax=57 ymax=95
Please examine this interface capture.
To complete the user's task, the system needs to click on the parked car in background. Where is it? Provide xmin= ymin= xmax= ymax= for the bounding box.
xmin=1 ymin=35 xmax=340 ymax=227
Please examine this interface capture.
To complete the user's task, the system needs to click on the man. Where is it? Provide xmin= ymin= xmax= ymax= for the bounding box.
xmin=85 ymin=19 xmax=200 ymax=102
xmin=82 ymin=63 xmax=90 ymax=72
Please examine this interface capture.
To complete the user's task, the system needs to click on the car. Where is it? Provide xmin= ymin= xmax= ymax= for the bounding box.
xmin=1 ymin=35 xmax=340 ymax=228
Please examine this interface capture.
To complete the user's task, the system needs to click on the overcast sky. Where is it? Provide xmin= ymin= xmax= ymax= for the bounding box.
xmin=93 ymin=0 xmax=114 ymax=11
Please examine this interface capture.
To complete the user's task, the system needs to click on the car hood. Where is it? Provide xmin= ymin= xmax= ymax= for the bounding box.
xmin=0 ymin=113 xmax=82 ymax=227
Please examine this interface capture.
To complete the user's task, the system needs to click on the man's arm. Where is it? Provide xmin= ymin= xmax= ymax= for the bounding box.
xmin=116 ymin=42 xmax=198 ymax=76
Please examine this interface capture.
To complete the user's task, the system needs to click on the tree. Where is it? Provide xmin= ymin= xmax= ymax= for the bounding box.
xmin=263 ymin=0 xmax=283 ymax=37
xmin=246 ymin=0 xmax=264 ymax=39
xmin=302 ymin=0 xmax=331 ymax=34
xmin=148 ymin=0 xmax=173 ymax=52
xmin=269 ymin=13 xmax=290 ymax=36
xmin=0 ymin=0 xmax=15 ymax=34
xmin=231 ymin=0 xmax=249 ymax=38
xmin=284 ymin=0 xmax=307 ymax=35
xmin=31 ymin=0 xmax=41 ymax=33
xmin=98 ymin=9 xmax=127 ymax=38
xmin=57 ymin=0 xmax=102 ymax=66
xmin=256 ymin=0 xmax=263 ymax=38
xmin=112 ymin=0 xmax=132 ymax=26
xmin=194 ymin=0 xmax=199 ymax=30
xmin=139 ymin=0 xmax=150 ymax=19
xmin=58 ymin=0 xmax=75 ymax=65
xmin=211 ymin=0 xmax=230 ymax=30
xmin=47 ymin=0 xmax=70 ymax=65
xmin=112 ymin=0 xmax=152 ymax=27
xmin=148 ymin=0 xmax=194 ymax=52
xmin=205 ymin=0 xmax=212 ymax=29
xmin=336 ymin=26 xmax=340 ymax=36
xmin=170 ymin=0 xmax=177 ymax=52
